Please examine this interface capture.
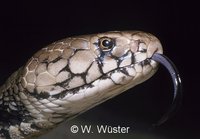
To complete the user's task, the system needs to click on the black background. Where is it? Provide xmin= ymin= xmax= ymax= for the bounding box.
xmin=1 ymin=0 xmax=200 ymax=139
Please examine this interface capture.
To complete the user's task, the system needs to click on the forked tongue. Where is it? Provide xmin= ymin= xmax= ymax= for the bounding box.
xmin=151 ymin=53 xmax=182 ymax=126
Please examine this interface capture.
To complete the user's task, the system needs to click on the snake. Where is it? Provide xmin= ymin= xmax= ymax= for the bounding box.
xmin=0 ymin=31 xmax=182 ymax=139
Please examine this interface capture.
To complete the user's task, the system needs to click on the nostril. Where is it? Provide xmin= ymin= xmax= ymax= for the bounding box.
xmin=138 ymin=42 xmax=147 ymax=53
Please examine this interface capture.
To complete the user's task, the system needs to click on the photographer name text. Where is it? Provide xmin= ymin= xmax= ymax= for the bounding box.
xmin=70 ymin=125 xmax=130 ymax=134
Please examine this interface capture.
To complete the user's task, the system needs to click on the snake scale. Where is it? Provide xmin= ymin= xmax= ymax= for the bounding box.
xmin=0 ymin=31 xmax=182 ymax=139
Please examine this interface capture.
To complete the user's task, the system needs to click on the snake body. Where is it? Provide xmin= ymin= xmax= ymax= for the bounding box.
xmin=0 ymin=31 xmax=168 ymax=138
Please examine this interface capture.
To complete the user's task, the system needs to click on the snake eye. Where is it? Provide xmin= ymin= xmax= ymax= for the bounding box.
xmin=99 ymin=37 xmax=115 ymax=51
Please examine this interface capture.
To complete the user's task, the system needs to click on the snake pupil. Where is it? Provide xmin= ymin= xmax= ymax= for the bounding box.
xmin=100 ymin=37 xmax=114 ymax=50
xmin=102 ymin=40 xmax=112 ymax=47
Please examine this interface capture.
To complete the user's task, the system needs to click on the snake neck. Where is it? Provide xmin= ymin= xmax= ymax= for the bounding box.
xmin=0 ymin=68 xmax=42 ymax=139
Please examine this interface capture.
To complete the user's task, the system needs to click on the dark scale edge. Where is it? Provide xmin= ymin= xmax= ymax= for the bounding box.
xmin=50 ymin=57 xmax=149 ymax=100
xmin=119 ymin=67 xmax=131 ymax=76
xmin=50 ymin=83 xmax=94 ymax=99
xmin=80 ymin=61 xmax=94 ymax=84
xmin=50 ymin=56 xmax=63 ymax=64
xmin=131 ymin=52 xmax=136 ymax=64
xmin=50 ymin=89 xmax=69 ymax=99
xmin=105 ymin=50 xmax=133 ymax=68
xmin=55 ymin=60 xmax=72 ymax=88
xmin=138 ymin=40 xmax=147 ymax=53
xmin=28 ymin=89 xmax=50 ymax=100
xmin=96 ymin=57 xmax=104 ymax=75
xmin=137 ymin=59 xmax=152 ymax=70
xmin=56 ymin=50 xmax=95 ymax=88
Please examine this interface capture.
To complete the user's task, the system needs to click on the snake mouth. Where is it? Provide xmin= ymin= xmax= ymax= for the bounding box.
xmin=151 ymin=53 xmax=182 ymax=126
